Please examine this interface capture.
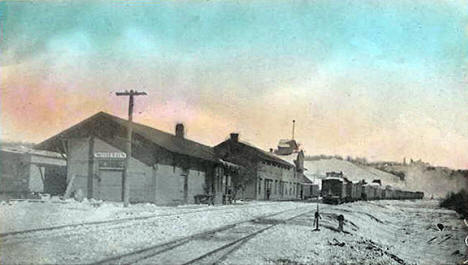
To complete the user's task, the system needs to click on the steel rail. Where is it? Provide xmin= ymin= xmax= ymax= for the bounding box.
xmin=0 ymin=202 xmax=285 ymax=239
xmin=88 ymin=205 xmax=312 ymax=265
xmin=182 ymin=209 xmax=315 ymax=265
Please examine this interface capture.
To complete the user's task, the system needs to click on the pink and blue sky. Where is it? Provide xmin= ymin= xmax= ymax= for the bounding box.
xmin=1 ymin=0 xmax=467 ymax=168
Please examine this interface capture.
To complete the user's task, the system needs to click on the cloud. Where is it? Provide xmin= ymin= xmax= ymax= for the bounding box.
xmin=1 ymin=0 xmax=467 ymax=169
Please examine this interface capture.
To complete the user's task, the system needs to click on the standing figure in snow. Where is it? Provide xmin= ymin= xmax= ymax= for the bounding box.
xmin=313 ymin=205 xmax=321 ymax=231
xmin=337 ymin=214 xmax=345 ymax=232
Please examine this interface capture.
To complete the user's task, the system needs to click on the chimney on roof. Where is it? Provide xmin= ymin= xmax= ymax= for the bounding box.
xmin=175 ymin=123 xmax=184 ymax=138
xmin=230 ymin=133 xmax=239 ymax=142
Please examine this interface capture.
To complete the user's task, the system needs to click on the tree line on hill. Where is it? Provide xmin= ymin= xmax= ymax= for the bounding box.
xmin=304 ymin=154 xmax=374 ymax=166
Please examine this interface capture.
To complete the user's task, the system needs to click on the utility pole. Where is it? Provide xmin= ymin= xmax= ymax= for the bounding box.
xmin=292 ymin=120 xmax=296 ymax=140
xmin=116 ymin=89 xmax=147 ymax=207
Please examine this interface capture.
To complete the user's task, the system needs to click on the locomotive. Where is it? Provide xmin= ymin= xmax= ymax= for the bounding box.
xmin=321 ymin=176 xmax=346 ymax=204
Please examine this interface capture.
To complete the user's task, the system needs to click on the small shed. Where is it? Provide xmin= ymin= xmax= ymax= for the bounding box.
xmin=0 ymin=146 xmax=66 ymax=200
xmin=302 ymin=173 xmax=321 ymax=199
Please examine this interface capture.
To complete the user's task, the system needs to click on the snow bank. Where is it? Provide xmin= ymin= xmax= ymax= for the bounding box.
xmin=0 ymin=197 xmax=260 ymax=234
xmin=1 ymin=199 xmax=464 ymax=264
xmin=223 ymin=200 xmax=466 ymax=265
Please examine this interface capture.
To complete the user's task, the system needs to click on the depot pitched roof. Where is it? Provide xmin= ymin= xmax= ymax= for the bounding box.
xmin=35 ymin=111 xmax=217 ymax=162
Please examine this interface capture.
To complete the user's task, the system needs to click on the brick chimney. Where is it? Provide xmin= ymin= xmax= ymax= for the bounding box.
xmin=230 ymin=133 xmax=239 ymax=142
xmin=175 ymin=123 xmax=184 ymax=138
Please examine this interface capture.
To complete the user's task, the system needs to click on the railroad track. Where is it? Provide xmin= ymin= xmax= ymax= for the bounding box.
xmin=0 ymin=202 xmax=286 ymax=239
xmin=1 ymin=202 xmax=309 ymax=248
xmin=88 ymin=205 xmax=317 ymax=265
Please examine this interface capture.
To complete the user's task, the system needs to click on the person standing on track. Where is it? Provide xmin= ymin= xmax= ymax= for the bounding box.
xmin=313 ymin=204 xmax=321 ymax=231
xmin=337 ymin=214 xmax=345 ymax=232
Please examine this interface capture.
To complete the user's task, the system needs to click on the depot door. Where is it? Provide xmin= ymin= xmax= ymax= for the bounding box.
xmin=264 ymin=179 xmax=272 ymax=200
xmin=98 ymin=170 xmax=123 ymax=202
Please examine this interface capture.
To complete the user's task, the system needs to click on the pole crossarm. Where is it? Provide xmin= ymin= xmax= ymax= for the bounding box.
xmin=116 ymin=91 xmax=147 ymax=96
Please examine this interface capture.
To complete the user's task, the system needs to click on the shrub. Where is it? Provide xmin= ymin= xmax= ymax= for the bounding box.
xmin=440 ymin=189 xmax=468 ymax=218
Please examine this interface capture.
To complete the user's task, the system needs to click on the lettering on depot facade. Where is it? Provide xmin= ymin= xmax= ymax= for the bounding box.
xmin=94 ymin=152 xmax=127 ymax=159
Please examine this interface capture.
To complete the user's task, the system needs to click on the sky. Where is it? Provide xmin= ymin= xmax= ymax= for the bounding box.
xmin=1 ymin=0 xmax=467 ymax=169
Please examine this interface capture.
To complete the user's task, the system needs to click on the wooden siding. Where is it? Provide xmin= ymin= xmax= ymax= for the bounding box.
xmin=66 ymin=137 xmax=208 ymax=205
xmin=0 ymin=150 xmax=66 ymax=197
xmin=0 ymin=151 xmax=30 ymax=193
xmin=214 ymin=140 xmax=299 ymax=201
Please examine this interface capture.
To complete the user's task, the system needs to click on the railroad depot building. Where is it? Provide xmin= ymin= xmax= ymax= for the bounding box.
xmin=214 ymin=134 xmax=301 ymax=201
xmin=273 ymin=149 xmax=306 ymax=200
xmin=35 ymin=112 xmax=239 ymax=205
xmin=0 ymin=146 xmax=66 ymax=200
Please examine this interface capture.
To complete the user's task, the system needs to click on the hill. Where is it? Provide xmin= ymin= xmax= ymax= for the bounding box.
xmin=375 ymin=164 xmax=468 ymax=198
xmin=303 ymin=158 xmax=406 ymax=188
xmin=303 ymin=157 xmax=468 ymax=198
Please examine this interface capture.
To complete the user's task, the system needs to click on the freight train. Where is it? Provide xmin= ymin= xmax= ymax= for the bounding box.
xmin=321 ymin=173 xmax=424 ymax=204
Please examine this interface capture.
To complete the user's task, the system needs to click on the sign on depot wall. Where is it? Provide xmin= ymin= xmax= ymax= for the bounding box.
xmin=94 ymin=152 xmax=127 ymax=159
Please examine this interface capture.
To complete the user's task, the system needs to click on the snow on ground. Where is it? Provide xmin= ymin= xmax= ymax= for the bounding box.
xmin=0 ymin=200 xmax=306 ymax=264
xmin=222 ymin=200 xmax=466 ymax=265
xmin=0 ymin=199 xmax=464 ymax=264
xmin=0 ymin=197 xmax=263 ymax=234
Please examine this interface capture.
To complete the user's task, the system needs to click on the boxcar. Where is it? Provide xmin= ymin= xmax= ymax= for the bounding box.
xmin=344 ymin=178 xmax=353 ymax=202
xmin=393 ymin=189 xmax=401 ymax=199
xmin=373 ymin=184 xmax=383 ymax=200
xmin=324 ymin=177 xmax=424 ymax=203
xmin=402 ymin=191 xmax=410 ymax=199
xmin=415 ymin=191 xmax=424 ymax=199
xmin=351 ymin=181 xmax=363 ymax=201
xmin=383 ymin=185 xmax=392 ymax=200
xmin=362 ymin=184 xmax=375 ymax=200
